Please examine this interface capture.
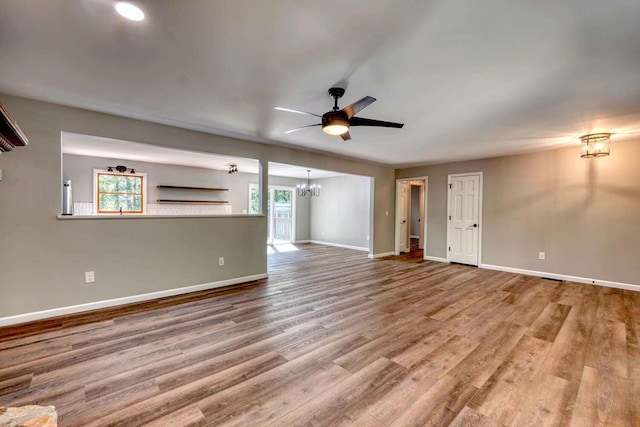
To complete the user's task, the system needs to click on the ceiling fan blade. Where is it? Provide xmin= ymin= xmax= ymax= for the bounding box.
xmin=350 ymin=116 xmax=404 ymax=128
xmin=342 ymin=96 xmax=376 ymax=119
xmin=284 ymin=123 xmax=321 ymax=134
xmin=340 ymin=131 xmax=352 ymax=141
xmin=274 ymin=106 xmax=322 ymax=117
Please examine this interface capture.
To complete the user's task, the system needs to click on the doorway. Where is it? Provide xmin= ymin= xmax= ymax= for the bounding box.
xmin=249 ymin=184 xmax=295 ymax=245
xmin=395 ymin=177 xmax=427 ymax=257
xmin=447 ymin=172 xmax=482 ymax=266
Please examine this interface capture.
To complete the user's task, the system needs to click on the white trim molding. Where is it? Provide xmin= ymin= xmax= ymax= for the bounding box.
xmin=310 ymin=240 xmax=369 ymax=252
xmin=0 ymin=273 xmax=268 ymax=327
xmin=368 ymin=252 xmax=395 ymax=259
xmin=479 ymin=263 xmax=640 ymax=292
xmin=424 ymin=256 xmax=450 ymax=263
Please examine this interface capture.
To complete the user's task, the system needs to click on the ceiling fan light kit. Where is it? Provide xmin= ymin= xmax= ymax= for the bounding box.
xmin=322 ymin=112 xmax=349 ymax=136
xmin=275 ymin=87 xmax=404 ymax=141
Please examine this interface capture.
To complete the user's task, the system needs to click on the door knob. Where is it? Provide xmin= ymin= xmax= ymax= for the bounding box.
xmin=472 ymin=224 xmax=478 ymax=227
xmin=401 ymin=220 xmax=407 ymax=224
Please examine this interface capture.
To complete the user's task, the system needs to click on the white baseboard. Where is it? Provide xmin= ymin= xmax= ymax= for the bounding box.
xmin=310 ymin=240 xmax=369 ymax=252
xmin=424 ymin=256 xmax=450 ymax=263
xmin=410 ymin=235 xmax=419 ymax=239
xmin=368 ymin=252 xmax=395 ymax=259
xmin=479 ymin=263 xmax=640 ymax=292
xmin=0 ymin=273 xmax=268 ymax=327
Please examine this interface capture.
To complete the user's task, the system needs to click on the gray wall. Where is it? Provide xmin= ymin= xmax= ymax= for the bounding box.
xmin=410 ymin=185 xmax=421 ymax=236
xmin=310 ymin=175 xmax=371 ymax=249
xmin=397 ymin=139 xmax=640 ymax=285
xmin=0 ymin=95 xmax=393 ymax=318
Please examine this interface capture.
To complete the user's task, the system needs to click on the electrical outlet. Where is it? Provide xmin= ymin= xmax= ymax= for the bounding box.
xmin=366 ymin=235 xmax=370 ymax=241
xmin=538 ymin=252 xmax=546 ymax=260
xmin=85 ymin=271 xmax=95 ymax=283
xmin=218 ymin=257 xmax=225 ymax=266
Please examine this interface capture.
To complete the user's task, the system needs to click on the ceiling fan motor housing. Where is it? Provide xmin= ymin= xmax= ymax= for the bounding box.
xmin=328 ymin=87 xmax=345 ymax=99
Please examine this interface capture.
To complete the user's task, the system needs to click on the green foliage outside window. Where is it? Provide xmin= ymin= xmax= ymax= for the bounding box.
xmin=97 ymin=173 xmax=143 ymax=213
xmin=250 ymin=186 xmax=260 ymax=214
xmin=273 ymin=189 xmax=291 ymax=203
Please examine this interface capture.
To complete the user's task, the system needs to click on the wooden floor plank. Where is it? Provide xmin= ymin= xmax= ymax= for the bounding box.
xmin=449 ymin=406 xmax=502 ymax=427
xmin=265 ymin=357 xmax=407 ymax=427
xmin=585 ymin=318 xmax=628 ymax=379
xmin=0 ymin=243 xmax=637 ymax=426
xmin=570 ymin=366 xmax=627 ymax=426
xmin=469 ymin=335 xmax=552 ymax=425
xmin=368 ymin=335 xmax=477 ymax=425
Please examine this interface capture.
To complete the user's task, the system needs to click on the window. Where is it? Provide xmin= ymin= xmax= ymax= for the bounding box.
xmin=249 ymin=183 xmax=260 ymax=214
xmin=94 ymin=170 xmax=147 ymax=214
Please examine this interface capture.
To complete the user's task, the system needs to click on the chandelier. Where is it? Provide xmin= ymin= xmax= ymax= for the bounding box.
xmin=580 ymin=133 xmax=611 ymax=158
xmin=297 ymin=170 xmax=320 ymax=197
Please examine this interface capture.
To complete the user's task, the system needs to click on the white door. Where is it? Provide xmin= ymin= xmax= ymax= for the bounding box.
xmin=399 ymin=181 xmax=410 ymax=253
xmin=448 ymin=174 xmax=481 ymax=265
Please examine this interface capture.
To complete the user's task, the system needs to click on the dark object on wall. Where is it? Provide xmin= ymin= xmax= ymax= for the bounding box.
xmin=106 ymin=165 xmax=136 ymax=174
xmin=0 ymin=101 xmax=28 ymax=152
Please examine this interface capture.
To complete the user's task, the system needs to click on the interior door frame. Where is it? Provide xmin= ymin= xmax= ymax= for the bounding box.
xmin=395 ymin=176 xmax=428 ymax=257
xmin=446 ymin=172 xmax=483 ymax=265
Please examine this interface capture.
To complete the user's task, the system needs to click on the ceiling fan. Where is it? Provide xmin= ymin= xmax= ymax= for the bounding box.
xmin=274 ymin=87 xmax=404 ymax=141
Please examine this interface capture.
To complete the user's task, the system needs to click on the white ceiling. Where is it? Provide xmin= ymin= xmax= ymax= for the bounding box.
xmin=2 ymin=0 xmax=640 ymax=166
xmin=62 ymin=132 xmax=343 ymax=179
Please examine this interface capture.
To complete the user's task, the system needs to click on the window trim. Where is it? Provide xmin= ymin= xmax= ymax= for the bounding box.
xmin=93 ymin=169 xmax=147 ymax=214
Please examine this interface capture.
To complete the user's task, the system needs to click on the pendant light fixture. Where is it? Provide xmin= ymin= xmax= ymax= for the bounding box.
xmin=580 ymin=133 xmax=611 ymax=158
xmin=297 ymin=170 xmax=320 ymax=197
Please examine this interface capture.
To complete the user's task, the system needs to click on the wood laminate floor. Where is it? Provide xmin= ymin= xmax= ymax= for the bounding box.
xmin=1 ymin=244 xmax=639 ymax=426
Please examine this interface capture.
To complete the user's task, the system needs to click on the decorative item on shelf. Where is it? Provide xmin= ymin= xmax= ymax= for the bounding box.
xmin=297 ymin=169 xmax=320 ymax=197
xmin=228 ymin=163 xmax=238 ymax=174
xmin=580 ymin=133 xmax=611 ymax=158
xmin=106 ymin=165 xmax=137 ymax=173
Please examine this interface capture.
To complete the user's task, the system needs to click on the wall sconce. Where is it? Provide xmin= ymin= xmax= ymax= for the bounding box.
xmin=580 ymin=133 xmax=611 ymax=158
xmin=228 ymin=163 xmax=238 ymax=174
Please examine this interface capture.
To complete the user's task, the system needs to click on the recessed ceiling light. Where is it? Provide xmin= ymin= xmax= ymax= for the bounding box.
xmin=115 ymin=2 xmax=145 ymax=21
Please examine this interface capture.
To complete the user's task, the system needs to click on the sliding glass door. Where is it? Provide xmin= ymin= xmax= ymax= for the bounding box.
xmin=249 ymin=184 xmax=295 ymax=245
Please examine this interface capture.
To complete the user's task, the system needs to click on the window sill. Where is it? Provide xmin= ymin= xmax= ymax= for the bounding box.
xmin=57 ymin=214 xmax=264 ymax=220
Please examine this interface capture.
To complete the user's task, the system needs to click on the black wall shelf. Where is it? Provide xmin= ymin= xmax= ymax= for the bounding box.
xmin=157 ymin=185 xmax=228 ymax=191
xmin=157 ymin=200 xmax=228 ymax=204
